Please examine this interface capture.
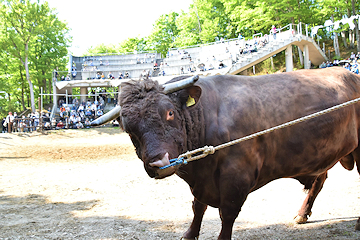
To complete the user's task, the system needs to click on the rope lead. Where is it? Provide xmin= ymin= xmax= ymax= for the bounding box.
xmin=160 ymin=96 xmax=360 ymax=169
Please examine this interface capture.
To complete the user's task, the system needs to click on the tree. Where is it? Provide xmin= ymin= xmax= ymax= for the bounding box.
xmin=86 ymin=43 xmax=118 ymax=55
xmin=147 ymin=12 xmax=179 ymax=57
xmin=352 ymin=0 xmax=360 ymax=52
xmin=193 ymin=0 xmax=234 ymax=42
xmin=223 ymin=0 xmax=319 ymax=38
xmin=0 ymin=0 xmax=70 ymax=113
xmin=174 ymin=9 xmax=202 ymax=47
xmin=117 ymin=37 xmax=148 ymax=53
xmin=0 ymin=50 xmax=25 ymax=116
xmin=85 ymin=37 xmax=148 ymax=55
xmin=31 ymin=8 xmax=70 ymax=105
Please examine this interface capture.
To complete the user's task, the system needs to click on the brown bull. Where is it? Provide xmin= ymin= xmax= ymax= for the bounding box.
xmin=93 ymin=67 xmax=360 ymax=239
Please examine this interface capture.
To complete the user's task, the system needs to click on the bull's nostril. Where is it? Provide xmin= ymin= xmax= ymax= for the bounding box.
xmin=148 ymin=153 xmax=170 ymax=168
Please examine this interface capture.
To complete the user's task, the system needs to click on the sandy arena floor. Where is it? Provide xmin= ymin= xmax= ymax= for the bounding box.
xmin=0 ymin=128 xmax=359 ymax=239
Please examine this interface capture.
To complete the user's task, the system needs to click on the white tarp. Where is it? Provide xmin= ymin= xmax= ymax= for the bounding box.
xmin=56 ymin=79 xmax=126 ymax=90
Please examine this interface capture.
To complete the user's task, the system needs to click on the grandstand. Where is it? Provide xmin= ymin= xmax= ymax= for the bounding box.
xmin=50 ymin=22 xmax=327 ymax=120
xmin=70 ymin=52 xmax=161 ymax=80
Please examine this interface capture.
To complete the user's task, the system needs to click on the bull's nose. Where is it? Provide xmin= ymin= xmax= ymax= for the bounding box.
xmin=149 ymin=153 xmax=170 ymax=168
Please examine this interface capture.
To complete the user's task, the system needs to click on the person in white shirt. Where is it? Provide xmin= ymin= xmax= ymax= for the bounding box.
xmin=5 ymin=112 xmax=14 ymax=133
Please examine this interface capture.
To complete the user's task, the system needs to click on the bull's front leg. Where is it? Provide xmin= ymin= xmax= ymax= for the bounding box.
xmin=218 ymin=174 xmax=252 ymax=240
xmin=295 ymin=172 xmax=327 ymax=224
xmin=218 ymin=205 xmax=242 ymax=240
xmin=182 ymin=198 xmax=207 ymax=240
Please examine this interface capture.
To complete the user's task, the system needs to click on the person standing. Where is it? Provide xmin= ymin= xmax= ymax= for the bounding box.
xmin=1 ymin=118 xmax=6 ymax=133
xmin=271 ymin=25 xmax=277 ymax=40
xmin=5 ymin=112 xmax=14 ymax=133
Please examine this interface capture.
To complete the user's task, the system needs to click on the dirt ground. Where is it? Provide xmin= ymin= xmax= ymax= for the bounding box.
xmin=0 ymin=128 xmax=360 ymax=240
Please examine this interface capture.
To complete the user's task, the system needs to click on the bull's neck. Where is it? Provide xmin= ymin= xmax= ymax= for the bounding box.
xmin=182 ymin=102 xmax=206 ymax=152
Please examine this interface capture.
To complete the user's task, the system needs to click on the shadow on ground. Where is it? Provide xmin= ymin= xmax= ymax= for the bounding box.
xmin=0 ymin=193 xmax=359 ymax=239
xmin=83 ymin=126 xmax=123 ymax=136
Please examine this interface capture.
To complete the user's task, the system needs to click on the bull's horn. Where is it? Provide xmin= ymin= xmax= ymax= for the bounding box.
xmin=90 ymin=105 xmax=121 ymax=126
xmin=163 ymin=75 xmax=199 ymax=94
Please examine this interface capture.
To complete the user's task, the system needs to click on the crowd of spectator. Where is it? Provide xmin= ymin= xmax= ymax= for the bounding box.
xmin=238 ymin=35 xmax=269 ymax=55
xmin=164 ymin=33 xmax=271 ymax=75
xmin=319 ymin=52 xmax=360 ymax=74
xmin=56 ymin=96 xmax=108 ymax=130
xmin=2 ymin=91 xmax=121 ymax=133
xmin=2 ymin=111 xmax=46 ymax=133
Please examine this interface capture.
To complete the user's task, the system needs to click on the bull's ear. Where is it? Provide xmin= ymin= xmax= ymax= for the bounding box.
xmin=180 ymin=86 xmax=202 ymax=108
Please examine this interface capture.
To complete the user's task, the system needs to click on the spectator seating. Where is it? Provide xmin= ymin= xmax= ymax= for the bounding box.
xmin=70 ymin=52 xmax=161 ymax=80
xmin=66 ymin=35 xmax=270 ymax=80
xmin=161 ymin=36 xmax=269 ymax=76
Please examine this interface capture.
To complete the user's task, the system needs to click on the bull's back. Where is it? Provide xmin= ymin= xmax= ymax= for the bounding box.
xmin=199 ymin=68 xmax=360 ymax=182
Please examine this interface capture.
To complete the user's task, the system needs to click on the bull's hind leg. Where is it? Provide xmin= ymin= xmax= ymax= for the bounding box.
xmin=343 ymin=148 xmax=360 ymax=230
xmin=351 ymin=150 xmax=360 ymax=230
xmin=295 ymin=172 xmax=327 ymax=224
xmin=182 ymin=198 xmax=207 ymax=240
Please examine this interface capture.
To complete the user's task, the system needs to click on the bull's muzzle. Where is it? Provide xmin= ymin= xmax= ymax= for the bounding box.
xmin=148 ymin=153 xmax=176 ymax=179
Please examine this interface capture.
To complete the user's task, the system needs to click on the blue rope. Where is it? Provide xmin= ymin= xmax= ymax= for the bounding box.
xmin=159 ymin=157 xmax=187 ymax=169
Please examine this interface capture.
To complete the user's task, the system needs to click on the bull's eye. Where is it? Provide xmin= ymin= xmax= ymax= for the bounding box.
xmin=166 ymin=110 xmax=175 ymax=121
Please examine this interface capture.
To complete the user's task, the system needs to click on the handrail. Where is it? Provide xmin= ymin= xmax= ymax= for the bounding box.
xmin=72 ymin=50 xmax=159 ymax=57
xmin=170 ymin=23 xmax=306 ymax=53
xmin=252 ymin=33 xmax=263 ymax=38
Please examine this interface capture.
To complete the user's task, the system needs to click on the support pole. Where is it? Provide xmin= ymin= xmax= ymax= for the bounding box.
xmin=80 ymin=87 xmax=88 ymax=103
xmin=51 ymin=79 xmax=57 ymax=119
xmin=38 ymin=97 xmax=42 ymax=132
xmin=304 ymin=44 xmax=310 ymax=69
xmin=285 ymin=45 xmax=294 ymax=72
xmin=41 ymin=87 xmax=43 ymax=113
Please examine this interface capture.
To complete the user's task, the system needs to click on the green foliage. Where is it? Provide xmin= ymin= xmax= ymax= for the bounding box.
xmin=147 ymin=11 xmax=179 ymax=57
xmin=85 ymin=37 xmax=149 ymax=55
xmin=222 ymin=0 xmax=321 ymax=38
xmin=118 ymin=37 xmax=148 ymax=53
xmin=88 ymin=0 xmax=360 ymax=59
xmin=173 ymin=9 xmax=202 ymax=47
xmin=86 ymin=43 xmax=119 ymax=55
xmin=192 ymin=0 xmax=234 ymax=42
xmin=1 ymin=0 xmax=360 ymax=119
xmin=0 ymin=0 xmax=70 ymax=118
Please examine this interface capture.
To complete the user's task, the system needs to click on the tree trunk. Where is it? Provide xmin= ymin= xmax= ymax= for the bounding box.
xmin=341 ymin=31 xmax=348 ymax=49
xmin=7 ymin=93 xmax=11 ymax=110
xmin=293 ymin=45 xmax=297 ymax=63
xmin=352 ymin=0 xmax=360 ymax=52
xmin=48 ymin=78 xmax=52 ymax=103
xmin=333 ymin=32 xmax=341 ymax=56
xmin=350 ymin=30 xmax=355 ymax=48
xmin=331 ymin=15 xmax=341 ymax=57
xmin=43 ymin=77 xmax=47 ymax=103
xmin=298 ymin=47 xmax=304 ymax=65
xmin=24 ymin=43 xmax=36 ymax=113
xmin=19 ymin=65 xmax=26 ymax=111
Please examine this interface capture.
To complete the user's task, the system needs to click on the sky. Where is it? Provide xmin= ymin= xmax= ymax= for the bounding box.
xmin=45 ymin=0 xmax=193 ymax=56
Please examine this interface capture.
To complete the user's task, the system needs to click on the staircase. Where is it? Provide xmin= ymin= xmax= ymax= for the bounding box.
xmin=227 ymin=32 xmax=328 ymax=75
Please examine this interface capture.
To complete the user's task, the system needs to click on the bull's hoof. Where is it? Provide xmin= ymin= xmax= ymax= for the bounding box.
xmin=355 ymin=218 xmax=360 ymax=231
xmin=181 ymin=237 xmax=198 ymax=240
xmin=294 ymin=212 xmax=311 ymax=224
xmin=294 ymin=215 xmax=308 ymax=224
